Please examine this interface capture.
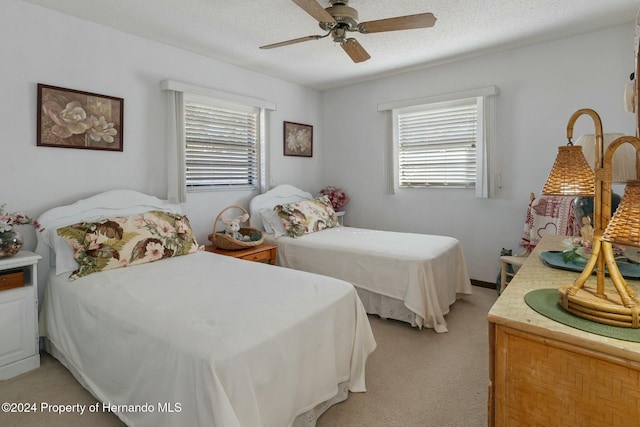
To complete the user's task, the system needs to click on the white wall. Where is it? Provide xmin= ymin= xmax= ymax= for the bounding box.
xmin=2 ymin=0 xmax=324 ymax=252
xmin=321 ymin=24 xmax=636 ymax=283
xmin=4 ymin=1 xmax=636 ymax=285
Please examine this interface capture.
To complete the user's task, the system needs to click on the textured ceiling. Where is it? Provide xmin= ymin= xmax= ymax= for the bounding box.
xmin=22 ymin=0 xmax=640 ymax=91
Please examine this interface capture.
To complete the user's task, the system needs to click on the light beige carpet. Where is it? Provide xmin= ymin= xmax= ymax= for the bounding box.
xmin=0 ymin=286 xmax=497 ymax=427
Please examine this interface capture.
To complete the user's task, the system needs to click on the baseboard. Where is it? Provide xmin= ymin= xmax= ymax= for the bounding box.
xmin=0 ymin=354 xmax=40 ymax=380
xmin=471 ymin=279 xmax=496 ymax=289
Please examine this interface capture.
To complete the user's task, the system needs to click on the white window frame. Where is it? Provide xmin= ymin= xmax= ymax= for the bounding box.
xmin=161 ymin=80 xmax=276 ymax=202
xmin=379 ymin=86 xmax=498 ymax=198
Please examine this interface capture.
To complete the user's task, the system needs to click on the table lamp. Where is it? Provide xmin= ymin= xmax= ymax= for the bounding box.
xmin=541 ymin=108 xmax=640 ymax=328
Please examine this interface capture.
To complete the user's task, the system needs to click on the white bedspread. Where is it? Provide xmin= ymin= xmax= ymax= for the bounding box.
xmin=41 ymin=251 xmax=376 ymax=427
xmin=267 ymin=227 xmax=472 ymax=333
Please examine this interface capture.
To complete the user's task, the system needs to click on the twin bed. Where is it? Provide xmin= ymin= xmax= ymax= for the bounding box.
xmin=35 ymin=186 xmax=471 ymax=426
xmin=35 ymin=189 xmax=376 ymax=427
xmin=250 ymin=185 xmax=473 ymax=333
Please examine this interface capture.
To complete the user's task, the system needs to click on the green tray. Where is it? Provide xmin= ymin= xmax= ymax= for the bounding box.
xmin=540 ymin=251 xmax=640 ymax=279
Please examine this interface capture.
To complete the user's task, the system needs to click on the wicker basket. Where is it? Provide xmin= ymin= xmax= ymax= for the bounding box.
xmin=208 ymin=205 xmax=264 ymax=250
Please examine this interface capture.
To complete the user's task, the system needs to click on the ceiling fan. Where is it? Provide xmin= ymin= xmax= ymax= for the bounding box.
xmin=259 ymin=0 xmax=436 ymax=63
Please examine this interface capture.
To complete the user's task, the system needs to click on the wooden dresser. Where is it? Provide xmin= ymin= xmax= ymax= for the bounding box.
xmin=488 ymin=235 xmax=640 ymax=427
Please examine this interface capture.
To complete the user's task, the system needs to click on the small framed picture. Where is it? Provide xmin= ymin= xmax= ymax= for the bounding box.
xmin=37 ymin=83 xmax=124 ymax=151
xmin=283 ymin=121 xmax=313 ymax=157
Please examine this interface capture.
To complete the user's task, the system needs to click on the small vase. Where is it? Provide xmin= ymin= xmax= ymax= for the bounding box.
xmin=0 ymin=230 xmax=23 ymax=258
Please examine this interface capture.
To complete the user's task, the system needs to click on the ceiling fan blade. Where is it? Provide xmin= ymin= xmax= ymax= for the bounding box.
xmin=291 ymin=0 xmax=336 ymax=24
xmin=341 ymin=38 xmax=371 ymax=63
xmin=260 ymin=35 xmax=323 ymax=49
xmin=358 ymin=12 xmax=436 ymax=34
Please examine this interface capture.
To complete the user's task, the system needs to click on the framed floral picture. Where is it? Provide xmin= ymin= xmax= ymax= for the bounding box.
xmin=37 ymin=84 xmax=124 ymax=151
xmin=283 ymin=121 xmax=312 ymax=157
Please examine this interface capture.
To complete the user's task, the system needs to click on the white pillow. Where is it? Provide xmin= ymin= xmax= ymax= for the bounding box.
xmin=260 ymin=209 xmax=275 ymax=234
xmin=53 ymin=233 xmax=79 ymax=275
xmin=260 ymin=208 xmax=286 ymax=237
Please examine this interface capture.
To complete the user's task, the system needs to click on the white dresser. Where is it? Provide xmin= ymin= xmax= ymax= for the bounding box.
xmin=0 ymin=251 xmax=41 ymax=379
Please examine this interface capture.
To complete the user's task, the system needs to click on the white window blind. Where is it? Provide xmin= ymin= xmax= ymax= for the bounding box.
xmin=379 ymin=86 xmax=498 ymax=198
xmin=396 ymin=100 xmax=478 ymax=188
xmin=184 ymin=98 xmax=259 ymax=190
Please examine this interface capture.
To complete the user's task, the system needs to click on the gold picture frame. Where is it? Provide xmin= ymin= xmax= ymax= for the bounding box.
xmin=37 ymin=83 xmax=124 ymax=151
xmin=283 ymin=121 xmax=313 ymax=157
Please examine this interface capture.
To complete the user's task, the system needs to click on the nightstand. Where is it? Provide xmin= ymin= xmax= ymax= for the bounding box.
xmin=204 ymin=243 xmax=277 ymax=265
xmin=0 ymin=250 xmax=42 ymax=379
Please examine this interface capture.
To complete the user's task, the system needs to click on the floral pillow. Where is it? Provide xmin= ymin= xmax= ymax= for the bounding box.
xmin=275 ymin=195 xmax=338 ymax=238
xmin=57 ymin=210 xmax=199 ymax=280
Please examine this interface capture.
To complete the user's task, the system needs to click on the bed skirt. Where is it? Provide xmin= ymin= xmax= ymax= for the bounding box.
xmin=44 ymin=339 xmax=349 ymax=427
xmin=355 ymin=288 xmax=419 ymax=327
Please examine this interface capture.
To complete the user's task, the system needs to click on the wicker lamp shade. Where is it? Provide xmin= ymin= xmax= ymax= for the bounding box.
xmin=602 ymin=180 xmax=640 ymax=247
xmin=541 ymin=145 xmax=595 ymax=196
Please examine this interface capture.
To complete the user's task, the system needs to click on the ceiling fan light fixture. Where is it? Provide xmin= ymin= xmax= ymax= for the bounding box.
xmin=332 ymin=27 xmax=347 ymax=43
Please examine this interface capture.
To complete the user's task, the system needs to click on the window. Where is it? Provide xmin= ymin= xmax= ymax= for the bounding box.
xmin=379 ymin=86 xmax=498 ymax=198
xmin=395 ymin=98 xmax=479 ymax=188
xmin=184 ymin=95 xmax=259 ymax=190
xmin=161 ymin=79 xmax=275 ymax=202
